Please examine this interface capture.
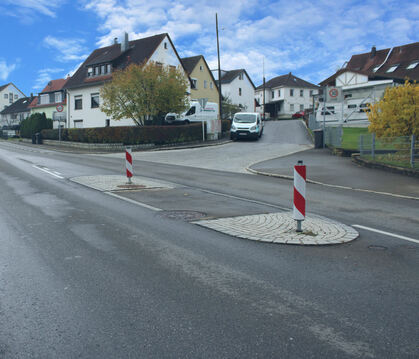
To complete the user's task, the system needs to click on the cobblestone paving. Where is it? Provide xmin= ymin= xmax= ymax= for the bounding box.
xmin=70 ymin=175 xmax=174 ymax=192
xmin=194 ymin=212 xmax=359 ymax=245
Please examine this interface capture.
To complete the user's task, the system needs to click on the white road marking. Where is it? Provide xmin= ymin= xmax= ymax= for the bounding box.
xmin=32 ymin=165 xmax=64 ymax=179
xmin=105 ymin=191 xmax=162 ymax=211
xmin=353 ymin=224 xmax=419 ymax=244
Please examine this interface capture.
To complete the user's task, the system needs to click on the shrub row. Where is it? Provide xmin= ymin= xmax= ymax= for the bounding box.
xmin=41 ymin=123 xmax=204 ymax=145
xmin=20 ymin=113 xmax=52 ymax=138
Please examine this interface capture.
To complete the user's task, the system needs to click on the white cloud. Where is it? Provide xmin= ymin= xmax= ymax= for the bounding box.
xmin=80 ymin=0 xmax=419 ymax=85
xmin=0 ymin=60 xmax=17 ymax=81
xmin=43 ymin=36 xmax=89 ymax=62
xmin=2 ymin=0 xmax=64 ymax=20
xmin=32 ymin=68 xmax=64 ymax=90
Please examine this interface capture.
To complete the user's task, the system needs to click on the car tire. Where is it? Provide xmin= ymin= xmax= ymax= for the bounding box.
xmin=184 ymin=120 xmax=190 ymax=125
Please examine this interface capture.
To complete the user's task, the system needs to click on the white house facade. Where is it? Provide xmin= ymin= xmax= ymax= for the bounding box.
xmin=212 ymin=69 xmax=255 ymax=114
xmin=0 ymin=83 xmax=25 ymax=112
xmin=65 ymin=33 xmax=189 ymax=129
xmin=255 ymin=73 xmax=318 ymax=119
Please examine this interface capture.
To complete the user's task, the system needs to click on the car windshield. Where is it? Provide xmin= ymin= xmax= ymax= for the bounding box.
xmin=234 ymin=114 xmax=256 ymax=123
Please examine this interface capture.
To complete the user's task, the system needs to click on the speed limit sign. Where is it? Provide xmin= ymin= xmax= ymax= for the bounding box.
xmin=326 ymin=86 xmax=343 ymax=102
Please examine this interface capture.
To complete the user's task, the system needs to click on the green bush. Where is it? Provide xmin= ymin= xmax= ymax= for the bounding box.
xmin=20 ymin=113 xmax=52 ymax=138
xmin=41 ymin=123 xmax=204 ymax=145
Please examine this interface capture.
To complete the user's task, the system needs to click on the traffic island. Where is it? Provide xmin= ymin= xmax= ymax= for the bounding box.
xmin=194 ymin=212 xmax=359 ymax=245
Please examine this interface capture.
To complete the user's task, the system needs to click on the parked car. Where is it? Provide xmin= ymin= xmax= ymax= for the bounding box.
xmin=230 ymin=112 xmax=264 ymax=140
xmin=292 ymin=111 xmax=306 ymax=119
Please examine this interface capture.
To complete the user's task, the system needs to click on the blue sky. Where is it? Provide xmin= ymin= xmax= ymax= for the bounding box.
xmin=1 ymin=0 xmax=418 ymax=96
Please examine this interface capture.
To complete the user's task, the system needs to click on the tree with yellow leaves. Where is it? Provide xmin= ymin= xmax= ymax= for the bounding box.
xmin=368 ymin=80 xmax=418 ymax=137
xmin=101 ymin=62 xmax=189 ymax=126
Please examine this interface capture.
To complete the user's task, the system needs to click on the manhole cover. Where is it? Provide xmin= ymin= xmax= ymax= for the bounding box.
xmin=160 ymin=210 xmax=207 ymax=221
xmin=117 ymin=184 xmax=146 ymax=190
xmin=368 ymin=245 xmax=387 ymax=250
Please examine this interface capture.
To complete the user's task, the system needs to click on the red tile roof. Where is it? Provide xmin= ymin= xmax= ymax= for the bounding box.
xmin=40 ymin=78 xmax=68 ymax=93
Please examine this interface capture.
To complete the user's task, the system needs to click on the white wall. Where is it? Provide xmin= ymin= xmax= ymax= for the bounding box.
xmin=222 ymin=74 xmax=254 ymax=111
xmin=0 ymin=84 xmax=25 ymax=112
xmin=336 ymin=72 xmax=368 ymax=86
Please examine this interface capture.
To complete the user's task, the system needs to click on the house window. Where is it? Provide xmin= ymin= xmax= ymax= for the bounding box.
xmin=290 ymin=89 xmax=294 ymax=96
xmin=204 ymin=80 xmax=207 ymax=89
xmin=407 ymin=61 xmax=419 ymax=69
xmin=300 ymin=89 xmax=304 ymax=97
xmin=87 ymin=67 xmax=93 ymax=77
xmin=40 ymin=94 xmax=49 ymax=105
xmin=106 ymin=119 xmax=110 ymax=127
xmin=210 ymin=82 xmax=213 ymax=89
xmin=156 ymin=62 xmax=163 ymax=67
xmin=75 ymin=96 xmax=82 ymax=110
xmin=94 ymin=66 xmax=100 ymax=76
xmin=14 ymin=94 xmax=18 ymax=100
xmin=278 ymin=90 xmax=281 ymax=97
xmin=107 ymin=64 xmax=112 ymax=73
xmin=200 ymin=65 xmax=203 ymax=71
xmin=271 ymin=91 xmax=274 ymax=98
xmin=359 ymin=103 xmax=371 ymax=112
xmin=9 ymin=93 xmax=13 ymax=103
xmin=348 ymin=104 xmax=357 ymax=109
xmin=386 ymin=65 xmax=398 ymax=73
xmin=11 ymin=114 xmax=17 ymax=120
xmin=164 ymin=42 xmax=167 ymax=49
xmin=101 ymin=65 xmax=106 ymax=74
xmin=55 ymin=92 xmax=62 ymax=103
xmin=91 ymin=93 xmax=99 ymax=108
xmin=309 ymin=90 xmax=313 ymax=96
xmin=3 ymin=94 xmax=7 ymax=99
xmin=300 ymin=104 xmax=304 ymax=111
xmin=239 ymin=88 xmax=242 ymax=96
xmin=239 ymin=73 xmax=243 ymax=80
xmin=74 ymin=120 xmax=83 ymax=128
xmin=344 ymin=93 xmax=352 ymax=99
xmin=191 ymin=79 xmax=197 ymax=89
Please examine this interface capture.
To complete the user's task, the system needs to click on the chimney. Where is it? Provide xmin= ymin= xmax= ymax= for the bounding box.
xmin=114 ymin=37 xmax=118 ymax=45
xmin=121 ymin=32 xmax=129 ymax=52
xmin=371 ymin=45 xmax=376 ymax=58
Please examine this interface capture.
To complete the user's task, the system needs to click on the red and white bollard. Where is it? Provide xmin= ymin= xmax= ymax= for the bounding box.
xmin=125 ymin=147 xmax=133 ymax=184
xmin=293 ymin=160 xmax=306 ymax=232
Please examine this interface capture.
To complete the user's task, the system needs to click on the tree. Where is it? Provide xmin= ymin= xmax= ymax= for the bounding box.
xmin=20 ymin=112 xmax=52 ymax=138
xmin=222 ymin=95 xmax=245 ymax=120
xmin=368 ymin=80 xmax=418 ymax=137
xmin=100 ymin=62 xmax=189 ymax=126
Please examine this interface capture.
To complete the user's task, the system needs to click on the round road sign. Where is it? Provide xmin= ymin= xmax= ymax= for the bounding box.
xmin=328 ymin=88 xmax=339 ymax=98
xmin=56 ymin=104 xmax=64 ymax=112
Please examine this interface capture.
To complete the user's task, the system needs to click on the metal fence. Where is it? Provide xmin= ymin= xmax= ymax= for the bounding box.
xmin=359 ymin=134 xmax=418 ymax=169
xmin=324 ymin=126 xmax=343 ymax=147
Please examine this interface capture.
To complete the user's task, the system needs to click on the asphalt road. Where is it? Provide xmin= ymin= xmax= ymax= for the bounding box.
xmin=0 ymin=122 xmax=418 ymax=358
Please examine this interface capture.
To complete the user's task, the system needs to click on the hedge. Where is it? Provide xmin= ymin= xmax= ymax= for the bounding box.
xmin=41 ymin=123 xmax=205 ymax=145
xmin=20 ymin=113 xmax=52 ymax=138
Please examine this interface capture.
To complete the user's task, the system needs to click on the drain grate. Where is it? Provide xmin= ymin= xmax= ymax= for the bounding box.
xmin=116 ymin=184 xmax=147 ymax=190
xmin=160 ymin=210 xmax=207 ymax=221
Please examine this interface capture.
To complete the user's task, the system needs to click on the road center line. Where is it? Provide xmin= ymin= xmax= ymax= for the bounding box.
xmin=32 ymin=165 xmax=64 ymax=179
xmin=353 ymin=224 xmax=419 ymax=244
xmin=105 ymin=191 xmax=162 ymax=211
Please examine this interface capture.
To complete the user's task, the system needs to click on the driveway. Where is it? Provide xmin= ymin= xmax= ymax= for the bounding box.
xmin=99 ymin=120 xmax=313 ymax=173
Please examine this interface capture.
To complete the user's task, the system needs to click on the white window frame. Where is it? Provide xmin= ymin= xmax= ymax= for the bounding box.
xmin=407 ymin=61 xmax=419 ymax=70
xmin=386 ymin=65 xmax=398 ymax=73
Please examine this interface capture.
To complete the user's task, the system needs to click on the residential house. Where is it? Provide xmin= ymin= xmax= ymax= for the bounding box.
xmin=212 ymin=69 xmax=256 ymax=114
xmin=64 ymin=33 xmax=189 ymax=128
xmin=0 ymin=83 xmax=25 ymax=111
xmin=318 ymin=42 xmax=419 ymax=123
xmin=29 ymin=78 xmax=68 ymax=129
xmin=0 ymin=95 xmax=35 ymax=128
xmin=181 ymin=55 xmax=219 ymax=108
xmin=255 ymin=73 xmax=319 ymax=119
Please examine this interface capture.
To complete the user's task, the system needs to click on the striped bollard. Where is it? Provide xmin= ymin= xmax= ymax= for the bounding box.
xmin=293 ymin=160 xmax=306 ymax=232
xmin=125 ymin=147 xmax=133 ymax=184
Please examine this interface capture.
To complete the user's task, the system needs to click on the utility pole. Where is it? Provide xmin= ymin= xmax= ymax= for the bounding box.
xmin=216 ymin=13 xmax=223 ymax=122
xmin=263 ymin=58 xmax=265 ymax=120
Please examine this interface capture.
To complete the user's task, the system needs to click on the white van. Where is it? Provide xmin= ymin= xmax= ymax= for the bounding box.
xmin=165 ymin=101 xmax=218 ymax=124
xmin=230 ymin=112 xmax=264 ymax=140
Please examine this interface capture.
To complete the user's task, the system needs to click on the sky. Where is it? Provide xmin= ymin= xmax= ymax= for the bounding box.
xmin=1 ymin=0 xmax=418 ymax=96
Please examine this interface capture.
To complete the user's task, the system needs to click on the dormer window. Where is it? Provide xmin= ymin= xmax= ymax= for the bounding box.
xmin=87 ymin=67 xmax=93 ymax=77
xmin=372 ymin=65 xmax=380 ymax=72
xmin=164 ymin=42 xmax=167 ymax=49
xmin=386 ymin=65 xmax=399 ymax=73
xmin=407 ymin=61 xmax=419 ymax=70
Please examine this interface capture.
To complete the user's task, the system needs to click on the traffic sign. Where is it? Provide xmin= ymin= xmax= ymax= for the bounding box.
xmin=56 ymin=104 xmax=64 ymax=112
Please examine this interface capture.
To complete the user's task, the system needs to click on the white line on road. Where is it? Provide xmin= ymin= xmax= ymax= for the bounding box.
xmin=32 ymin=165 xmax=64 ymax=179
xmin=105 ymin=191 xmax=162 ymax=211
xmin=353 ymin=224 xmax=419 ymax=244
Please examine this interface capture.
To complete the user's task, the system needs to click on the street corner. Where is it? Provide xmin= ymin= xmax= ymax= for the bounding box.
xmin=193 ymin=211 xmax=359 ymax=245
xmin=70 ymin=175 xmax=174 ymax=192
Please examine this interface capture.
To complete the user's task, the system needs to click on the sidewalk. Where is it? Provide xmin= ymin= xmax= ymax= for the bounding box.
xmin=248 ymin=148 xmax=419 ymax=199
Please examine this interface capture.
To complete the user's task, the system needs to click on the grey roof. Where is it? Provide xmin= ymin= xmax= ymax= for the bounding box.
xmin=218 ymin=69 xmax=256 ymax=89
xmin=0 ymin=83 xmax=11 ymax=92
xmin=256 ymin=73 xmax=318 ymax=90
xmin=0 ymin=96 xmax=34 ymax=114
xmin=181 ymin=55 xmax=202 ymax=75
xmin=64 ymin=33 xmax=170 ymax=90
